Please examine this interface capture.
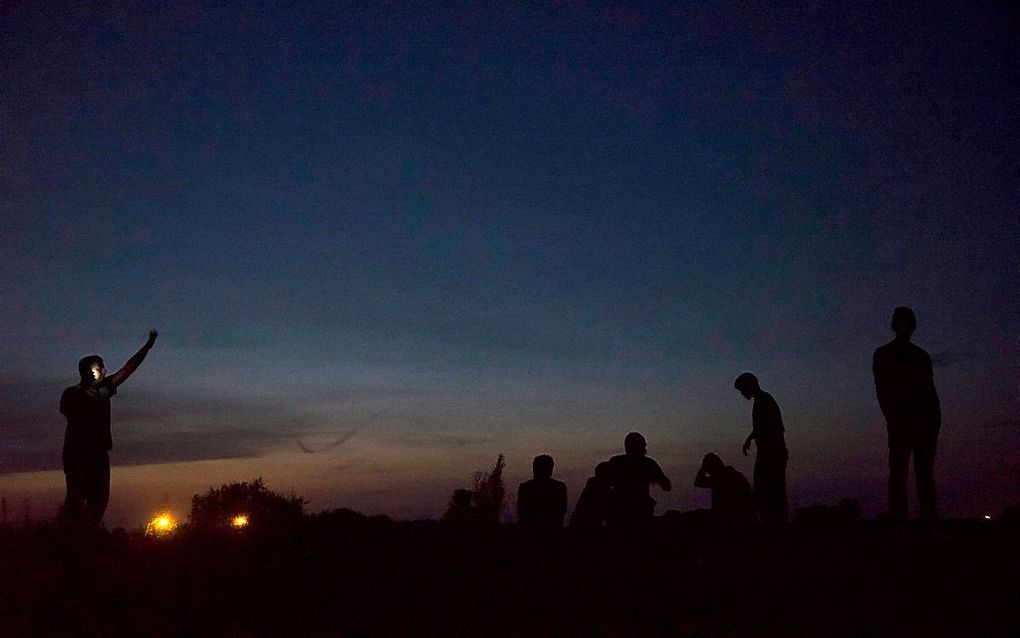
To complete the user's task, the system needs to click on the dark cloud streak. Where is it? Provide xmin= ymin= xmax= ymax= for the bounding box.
xmin=0 ymin=377 xmax=376 ymax=473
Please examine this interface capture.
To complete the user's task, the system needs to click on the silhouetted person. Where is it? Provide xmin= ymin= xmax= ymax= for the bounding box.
xmin=60 ymin=330 xmax=158 ymax=526
xmin=570 ymin=461 xmax=612 ymax=529
xmin=606 ymin=432 xmax=672 ymax=526
xmin=694 ymin=452 xmax=754 ymax=524
xmin=517 ymin=454 xmax=567 ymax=529
xmin=873 ymin=307 xmax=941 ymax=522
xmin=734 ymin=373 xmax=788 ymax=525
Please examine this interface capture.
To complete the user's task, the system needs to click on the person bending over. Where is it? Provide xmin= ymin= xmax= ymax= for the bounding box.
xmin=734 ymin=373 xmax=789 ymax=525
xmin=695 ymin=452 xmax=754 ymax=524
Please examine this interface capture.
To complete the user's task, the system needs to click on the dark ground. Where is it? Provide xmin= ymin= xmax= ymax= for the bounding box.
xmin=1 ymin=514 xmax=1017 ymax=636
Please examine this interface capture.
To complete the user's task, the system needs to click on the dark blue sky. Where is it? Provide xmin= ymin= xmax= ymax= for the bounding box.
xmin=2 ymin=2 xmax=1017 ymax=525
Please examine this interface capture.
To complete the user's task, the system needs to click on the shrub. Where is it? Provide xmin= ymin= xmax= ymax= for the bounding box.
xmin=472 ymin=454 xmax=507 ymax=525
xmin=189 ymin=477 xmax=305 ymax=532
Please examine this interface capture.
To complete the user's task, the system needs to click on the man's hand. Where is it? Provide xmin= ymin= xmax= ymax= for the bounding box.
xmin=108 ymin=329 xmax=158 ymax=387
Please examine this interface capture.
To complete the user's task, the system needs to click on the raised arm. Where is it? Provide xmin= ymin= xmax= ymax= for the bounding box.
xmin=107 ymin=330 xmax=158 ymax=388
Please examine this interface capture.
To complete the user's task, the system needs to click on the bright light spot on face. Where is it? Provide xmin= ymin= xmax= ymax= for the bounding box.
xmin=145 ymin=512 xmax=178 ymax=537
xmin=91 ymin=363 xmax=102 ymax=381
xmin=231 ymin=514 xmax=249 ymax=529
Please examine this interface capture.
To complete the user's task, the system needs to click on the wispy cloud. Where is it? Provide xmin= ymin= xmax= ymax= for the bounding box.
xmin=295 ymin=416 xmax=376 ymax=454
xmin=0 ymin=377 xmax=378 ymax=473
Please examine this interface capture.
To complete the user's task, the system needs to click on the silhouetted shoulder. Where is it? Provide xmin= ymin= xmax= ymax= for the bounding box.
xmin=873 ymin=341 xmax=895 ymax=356
xmin=873 ymin=341 xmax=899 ymax=362
xmin=645 ymin=457 xmax=665 ymax=477
xmin=759 ymin=391 xmax=780 ymax=409
xmin=60 ymin=385 xmax=82 ymax=414
xmin=912 ymin=342 xmax=932 ymax=362
xmin=872 ymin=342 xmax=891 ymax=366
xmin=873 ymin=340 xmax=932 ymax=370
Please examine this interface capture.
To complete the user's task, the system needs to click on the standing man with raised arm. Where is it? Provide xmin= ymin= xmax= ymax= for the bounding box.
xmin=734 ymin=372 xmax=789 ymax=525
xmin=873 ymin=307 xmax=941 ymax=523
xmin=60 ymin=329 xmax=158 ymax=526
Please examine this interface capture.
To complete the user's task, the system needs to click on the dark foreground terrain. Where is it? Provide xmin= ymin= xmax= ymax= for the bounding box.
xmin=1 ymin=514 xmax=1017 ymax=636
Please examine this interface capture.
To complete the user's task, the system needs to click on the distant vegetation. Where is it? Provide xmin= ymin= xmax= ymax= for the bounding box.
xmin=189 ymin=477 xmax=305 ymax=532
xmin=442 ymin=454 xmax=507 ymax=525
xmin=1 ymin=477 xmax=1018 ymax=635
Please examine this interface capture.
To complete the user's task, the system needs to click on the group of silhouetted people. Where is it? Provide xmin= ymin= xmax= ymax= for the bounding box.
xmin=517 ymin=375 xmax=785 ymax=530
xmin=557 ymin=432 xmax=674 ymax=531
xmin=517 ymin=306 xmax=941 ymax=529
xmin=60 ymin=307 xmax=941 ymax=529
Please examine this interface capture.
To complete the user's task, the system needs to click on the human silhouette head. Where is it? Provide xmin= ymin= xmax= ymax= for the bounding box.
xmin=624 ymin=432 xmax=647 ymax=457
xmin=594 ymin=461 xmax=611 ymax=480
xmin=78 ymin=354 xmax=105 ymax=383
xmin=701 ymin=452 xmax=724 ymax=475
xmin=734 ymin=372 xmax=760 ymax=400
xmin=891 ymin=306 xmax=917 ymax=339
xmin=532 ymin=454 xmax=554 ymax=480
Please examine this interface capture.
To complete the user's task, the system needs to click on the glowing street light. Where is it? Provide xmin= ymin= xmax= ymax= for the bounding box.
xmin=145 ymin=512 xmax=178 ymax=537
xmin=231 ymin=514 xmax=249 ymax=529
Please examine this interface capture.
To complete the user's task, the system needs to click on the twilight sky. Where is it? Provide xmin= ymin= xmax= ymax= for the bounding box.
xmin=2 ymin=2 xmax=1018 ymax=527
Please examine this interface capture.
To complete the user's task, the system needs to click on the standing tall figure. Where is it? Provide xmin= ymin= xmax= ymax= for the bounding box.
xmin=60 ymin=329 xmax=158 ymax=526
xmin=734 ymin=373 xmax=788 ymax=525
xmin=873 ymin=307 xmax=941 ymax=522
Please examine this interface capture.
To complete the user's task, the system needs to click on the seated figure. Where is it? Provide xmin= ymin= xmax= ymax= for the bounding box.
xmin=571 ymin=461 xmax=612 ymax=529
xmin=517 ymin=454 xmax=568 ymax=529
xmin=694 ymin=452 xmax=755 ymax=524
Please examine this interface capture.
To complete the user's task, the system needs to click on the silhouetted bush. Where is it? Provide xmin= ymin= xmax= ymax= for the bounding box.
xmin=442 ymin=454 xmax=508 ymax=526
xmin=442 ymin=488 xmax=477 ymax=525
xmin=473 ymin=453 xmax=507 ymax=525
xmin=189 ymin=477 xmax=305 ymax=532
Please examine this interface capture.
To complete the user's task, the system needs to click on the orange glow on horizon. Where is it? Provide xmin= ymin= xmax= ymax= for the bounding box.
xmin=145 ymin=512 xmax=178 ymax=537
